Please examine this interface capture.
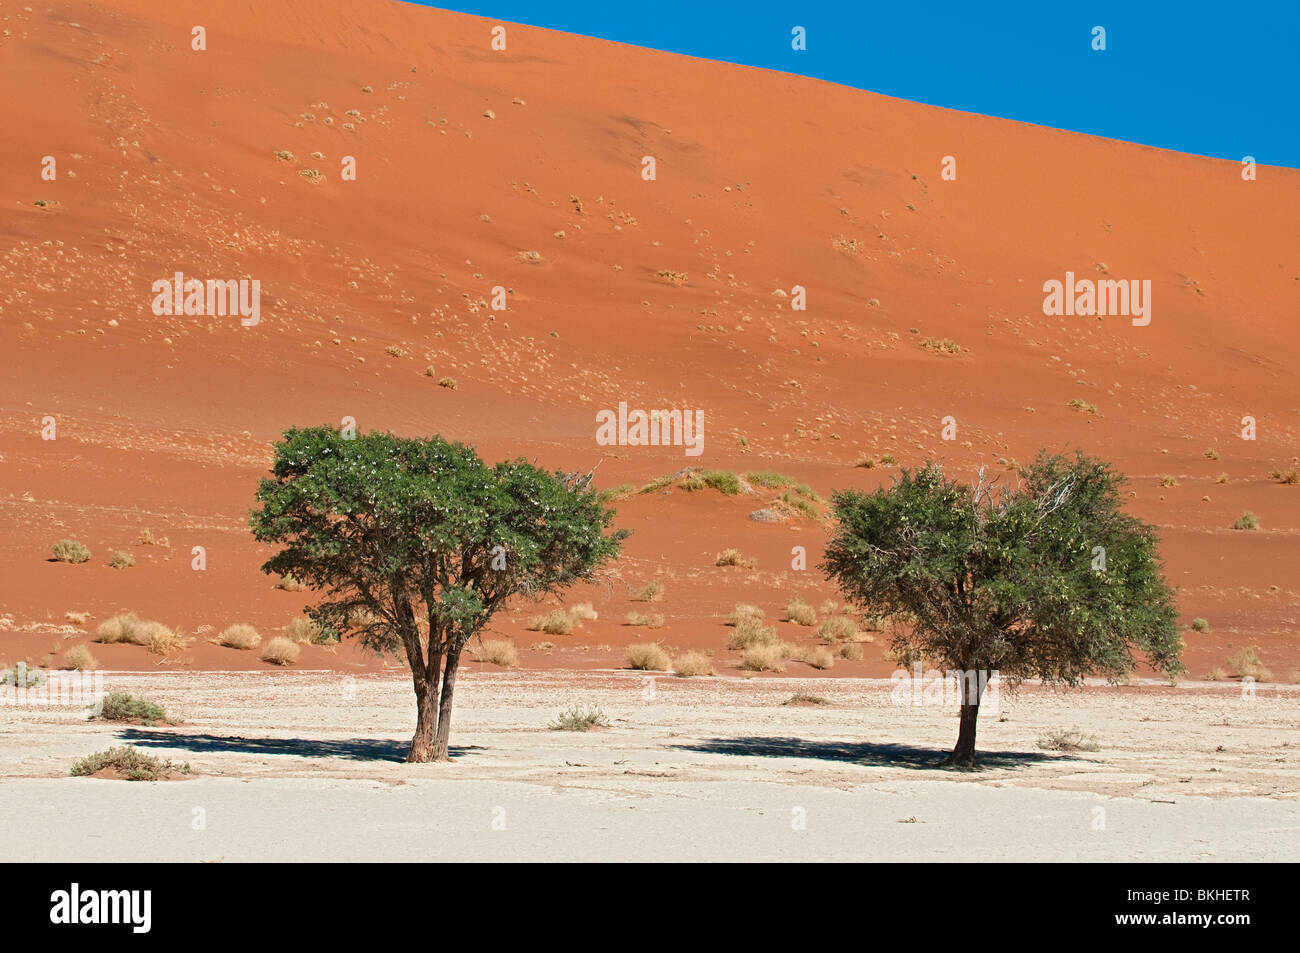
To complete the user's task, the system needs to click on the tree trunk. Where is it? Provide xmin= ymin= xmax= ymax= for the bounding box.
xmin=944 ymin=699 xmax=980 ymax=769
xmin=430 ymin=649 xmax=461 ymax=762
xmin=406 ymin=673 xmax=438 ymax=763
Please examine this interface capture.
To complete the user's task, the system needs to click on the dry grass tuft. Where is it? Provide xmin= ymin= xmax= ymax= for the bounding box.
xmin=216 ymin=624 xmax=261 ymax=651
xmin=715 ymin=548 xmax=757 ymax=569
xmin=568 ymin=602 xmax=599 ymax=621
xmin=626 ymin=643 xmax=670 ymax=671
xmin=817 ymin=616 xmax=858 ymax=643
xmin=727 ymin=615 xmax=779 ymax=650
xmin=672 ymin=651 xmax=713 ymax=677
xmin=632 ymin=580 xmax=663 ymax=602
xmin=785 ymin=597 xmax=817 ymax=626
xmin=1227 ymin=646 xmax=1271 ymax=682
xmin=803 ymin=646 xmax=835 ymax=670
xmin=474 ymin=639 xmax=519 ymax=667
xmin=261 ymin=637 xmax=300 ymax=666
xmin=530 ymin=609 xmax=576 ymax=635
xmin=625 ymin=611 xmax=665 ymax=628
xmin=1036 ymin=728 xmax=1100 ymax=752
xmin=284 ymin=616 xmax=324 ymax=643
xmin=740 ymin=643 xmax=790 ymax=672
xmin=62 ymin=645 xmax=99 ymax=671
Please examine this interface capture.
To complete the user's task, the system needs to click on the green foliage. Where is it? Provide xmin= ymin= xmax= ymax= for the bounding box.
xmin=822 ymin=450 xmax=1182 ymax=687
xmin=70 ymin=746 xmax=188 ymax=780
xmin=549 ymin=705 xmax=610 ymax=731
xmin=249 ymin=427 xmax=626 ymax=759
xmin=98 ymin=691 xmax=169 ymax=725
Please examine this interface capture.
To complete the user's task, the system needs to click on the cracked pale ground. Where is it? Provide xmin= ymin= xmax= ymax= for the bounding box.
xmin=2 ymin=671 xmax=1296 ymax=861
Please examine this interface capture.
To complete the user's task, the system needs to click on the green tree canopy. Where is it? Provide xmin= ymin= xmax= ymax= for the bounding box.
xmin=822 ymin=450 xmax=1181 ymax=767
xmin=250 ymin=426 xmax=626 ymax=761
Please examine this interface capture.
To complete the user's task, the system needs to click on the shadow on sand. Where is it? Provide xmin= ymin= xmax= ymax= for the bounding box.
xmin=116 ymin=728 xmax=482 ymax=763
xmin=670 ymin=736 xmax=1056 ymax=770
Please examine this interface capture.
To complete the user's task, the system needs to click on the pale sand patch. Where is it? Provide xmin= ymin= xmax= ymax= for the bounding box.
xmin=1 ymin=671 xmax=1296 ymax=861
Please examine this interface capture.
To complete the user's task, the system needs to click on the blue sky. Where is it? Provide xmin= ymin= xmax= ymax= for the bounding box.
xmin=419 ymin=1 xmax=1300 ymax=168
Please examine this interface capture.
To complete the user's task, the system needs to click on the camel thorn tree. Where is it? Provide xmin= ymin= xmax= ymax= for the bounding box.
xmin=822 ymin=450 xmax=1181 ymax=768
xmin=250 ymin=427 xmax=626 ymax=762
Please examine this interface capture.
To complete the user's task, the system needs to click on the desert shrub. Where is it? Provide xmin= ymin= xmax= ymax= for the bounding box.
xmin=1227 ymin=647 xmax=1271 ymax=681
xmin=66 ymin=611 xmax=89 ymax=626
xmin=70 ymin=746 xmax=187 ymax=781
xmin=1215 ymin=473 xmax=1229 ymax=484
xmin=1067 ymin=399 xmax=1098 ymax=414
xmin=632 ymin=580 xmax=663 ymax=602
xmin=626 ymin=643 xmax=670 ymax=671
xmin=785 ymin=597 xmax=816 ymax=626
xmin=783 ymin=691 xmax=828 ymax=706
xmin=595 ymin=485 xmax=636 ymax=504
xmin=1036 ymin=728 xmax=1100 ymax=753
xmin=474 ymin=639 xmax=518 ymax=667
xmin=817 ymin=616 xmax=857 ymax=643
xmin=217 ymin=624 xmax=261 ymax=650
xmin=727 ymin=615 xmax=779 ymax=650
xmin=625 ymin=611 xmax=665 ymax=628
xmin=261 ymin=637 xmax=300 ymax=666
xmin=1159 ymin=474 xmax=1178 ymax=488
xmin=1271 ymin=468 xmax=1299 ymax=485
xmin=549 ymin=705 xmax=609 ymax=731
xmin=855 ymin=455 xmax=876 ymax=469
xmin=715 ymin=548 xmax=757 ymax=569
xmin=51 ymin=540 xmax=91 ymax=564
xmin=62 ymin=645 xmax=98 ymax=671
xmin=740 ymin=643 xmax=789 ymax=672
xmin=879 ymin=454 xmax=897 ymax=465
xmin=1232 ymin=511 xmax=1260 ymax=530
xmin=108 ymin=550 xmax=134 ymax=569
xmin=277 ymin=574 xmax=308 ymax=592
xmin=438 ymin=377 xmax=457 ymax=390
xmin=1204 ymin=449 xmax=1219 ymax=460
xmin=530 ymin=609 xmax=576 ymax=635
xmin=919 ymin=337 xmax=962 ymax=354
xmin=701 ymin=470 xmax=743 ymax=495
xmin=671 ymin=651 xmax=713 ymax=677
xmin=803 ymin=646 xmax=834 ymax=670
xmin=99 ymin=691 xmax=168 ymax=725
xmin=1190 ymin=617 xmax=1211 ymax=633
xmin=137 ymin=529 xmax=159 ymax=545
xmin=837 ymin=642 xmax=864 ymax=660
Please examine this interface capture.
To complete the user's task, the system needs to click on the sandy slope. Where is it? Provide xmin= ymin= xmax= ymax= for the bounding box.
xmin=0 ymin=0 xmax=1297 ymax=681
xmin=2 ymin=671 xmax=1297 ymax=861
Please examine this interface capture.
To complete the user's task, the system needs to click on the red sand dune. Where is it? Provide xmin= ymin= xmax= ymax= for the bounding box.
xmin=1 ymin=0 xmax=1297 ymax=679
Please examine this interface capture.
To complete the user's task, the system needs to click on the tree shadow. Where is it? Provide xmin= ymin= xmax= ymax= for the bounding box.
xmin=116 ymin=728 xmax=482 ymax=763
xmin=669 ymin=736 xmax=1056 ymax=770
